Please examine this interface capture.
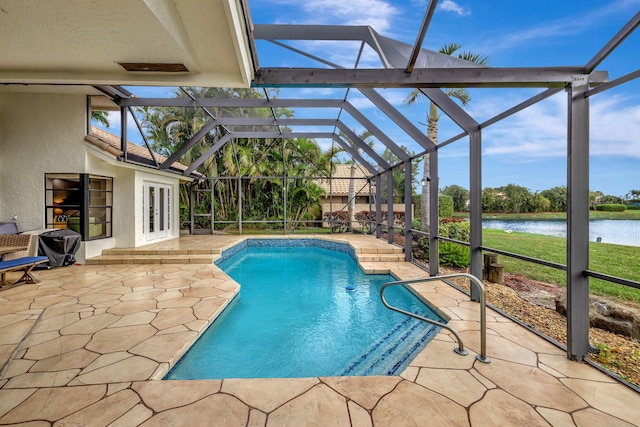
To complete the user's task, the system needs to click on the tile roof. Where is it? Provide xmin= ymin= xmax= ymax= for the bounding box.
xmin=315 ymin=164 xmax=371 ymax=196
xmin=86 ymin=126 xmax=194 ymax=175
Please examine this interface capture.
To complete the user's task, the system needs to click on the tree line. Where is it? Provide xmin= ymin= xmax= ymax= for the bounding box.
xmin=441 ymin=184 xmax=640 ymax=213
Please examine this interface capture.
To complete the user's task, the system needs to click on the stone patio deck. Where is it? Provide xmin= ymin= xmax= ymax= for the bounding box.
xmin=0 ymin=234 xmax=638 ymax=426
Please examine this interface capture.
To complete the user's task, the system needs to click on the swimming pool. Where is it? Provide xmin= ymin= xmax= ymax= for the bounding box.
xmin=166 ymin=239 xmax=444 ymax=379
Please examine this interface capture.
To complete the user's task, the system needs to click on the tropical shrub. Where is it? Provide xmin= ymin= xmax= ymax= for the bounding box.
xmin=438 ymin=241 xmax=470 ymax=268
xmin=413 ymin=217 xmax=471 ymax=267
xmin=441 ymin=184 xmax=469 ymax=211
xmin=439 ymin=218 xmax=470 ymax=242
xmin=595 ymin=204 xmax=626 ymax=212
xmin=439 ymin=195 xmax=454 ymax=218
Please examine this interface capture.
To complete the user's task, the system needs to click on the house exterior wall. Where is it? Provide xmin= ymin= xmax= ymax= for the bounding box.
xmin=84 ymin=152 xmax=131 ymax=259
xmin=0 ymin=92 xmax=182 ymax=262
xmin=0 ymin=93 xmax=86 ymax=230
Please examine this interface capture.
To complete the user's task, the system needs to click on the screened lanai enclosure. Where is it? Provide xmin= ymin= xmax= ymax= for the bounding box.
xmin=89 ymin=3 xmax=640 ymax=366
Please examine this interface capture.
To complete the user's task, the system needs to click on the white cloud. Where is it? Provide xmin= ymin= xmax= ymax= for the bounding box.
xmin=467 ymin=92 xmax=640 ymax=160
xmin=270 ymin=0 xmax=399 ymax=32
xmin=259 ymin=0 xmax=397 ymax=69
xmin=437 ymin=0 xmax=470 ymax=17
xmin=590 ymin=95 xmax=640 ymax=158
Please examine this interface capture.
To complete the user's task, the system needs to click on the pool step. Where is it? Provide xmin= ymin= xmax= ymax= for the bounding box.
xmin=339 ymin=316 xmax=440 ymax=376
xmin=357 ymin=247 xmax=404 ymax=255
xmin=357 ymin=254 xmax=404 ymax=262
xmin=85 ymin=247 xmax=220 ymax=265
xmin=102 ymin=248 xmax=219 ymax=255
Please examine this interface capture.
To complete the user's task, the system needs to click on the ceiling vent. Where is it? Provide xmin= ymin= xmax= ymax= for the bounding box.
xmin=117 ymin=63 xmax=189 ymax=72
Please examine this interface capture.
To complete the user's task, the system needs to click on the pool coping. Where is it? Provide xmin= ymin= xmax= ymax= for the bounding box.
xmin=1 ymin=234 xmax=638 ymax=425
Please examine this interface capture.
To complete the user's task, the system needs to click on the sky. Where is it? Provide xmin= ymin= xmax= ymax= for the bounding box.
xmin=109 ymin=0 xmax=640 ymax=198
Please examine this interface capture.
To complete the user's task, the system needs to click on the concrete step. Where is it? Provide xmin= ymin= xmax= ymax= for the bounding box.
xmin=357 ymin=254 xmax=405 ymax=262
xmin=85 ymin=254 xmax=216 ymax=265
xmin=102 ymin=248 xmax=219 ymax=256
xmin=357 ymin=247 xmax=404 ymax=255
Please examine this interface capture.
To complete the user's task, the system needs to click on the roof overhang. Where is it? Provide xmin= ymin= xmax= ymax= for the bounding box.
xmin=0 ymin=0 xmax=254 ymax=88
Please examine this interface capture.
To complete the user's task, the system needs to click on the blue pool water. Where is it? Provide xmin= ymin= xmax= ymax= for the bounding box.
xmin=166 ymin=241 xmax=443 ymax=379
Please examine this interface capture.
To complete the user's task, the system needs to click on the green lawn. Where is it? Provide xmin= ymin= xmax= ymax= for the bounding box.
xmin=482 ymin=228 xmax=640 ymax=304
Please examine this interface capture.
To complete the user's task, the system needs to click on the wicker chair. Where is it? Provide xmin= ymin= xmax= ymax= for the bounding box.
xmin=0 ymin=234 xmax=38 ymax=260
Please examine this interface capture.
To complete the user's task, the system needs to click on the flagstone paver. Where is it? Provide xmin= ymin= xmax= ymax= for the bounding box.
xmin=469 ymin=389 xmax=550 ymax=426
xmin=0 ymin=234 xmax=638 ymax=426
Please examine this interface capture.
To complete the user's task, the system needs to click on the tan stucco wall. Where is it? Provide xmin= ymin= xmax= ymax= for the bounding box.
xmin=0 ymin=93 xmax=87 ymax=230
xmin=84 ymin=152 xmax=133 ymax=258
xmin=0 ymin=92 xmax=182 ymax=262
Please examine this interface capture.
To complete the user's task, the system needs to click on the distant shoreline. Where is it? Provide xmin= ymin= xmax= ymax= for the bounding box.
xmin=453 ymin=211 xmax=640 ymax=221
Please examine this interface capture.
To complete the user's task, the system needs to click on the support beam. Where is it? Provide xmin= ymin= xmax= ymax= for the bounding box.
xmin=387 ymin=171 xmax=394 ymax=244
xmin=419 ymin=88 xmax=479 ymax=133
xmin=232 ymin=131 xmax=336 ymax=139
xmin=406 ymin=0 xmax=438 ymax=73
xmin=332 ymin=136 xmax=379 ymax=175
xmin=404 ymin=159 xmax=413 ymax=261
xmin=184 ymin=134 xmax=234 ymax=176
xmin=120 ymin=107 xmax=128 ymax=160
xmin=335 ymin=123 xmax=391 ymax=169
xmin=584 ymin=11 xmax=640 ymax=72
xmin=359 ymin=88 xmax=436 ymax=150
xmin=375 ymin=174 xmax=382 ymax=238
xmin=128 ymin=107 xmax=160 ymax=168
xmin=161 ymin=119 xmax=220 ymax=169
xmin=254 ymin=68 xmax=608 ymax=89
xmin=566 ymin=79 xmax=591 ymax=360
xmin=343 ymin=103 xmax=410 ymax=161
xmin=469 ymin=130 xmax=482 ymax=301
xmin=120 ymin=98 xmax=346 ymax=108
xmin=585 ymin=69 xmax=639 ymax=98
xmin=428 ymin=149 xmax=439 ymax=276
xmin=438 ymin=87 xmax=564 ymax=149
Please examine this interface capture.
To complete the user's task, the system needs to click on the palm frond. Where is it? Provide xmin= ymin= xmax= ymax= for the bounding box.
xmin=457 ymin=51 xmax=489 ymax=66
xmin=439 ymin=43 xmax=462 ymax=56
xmin=403 ymin=88 xmax=426 ymax=106
xmin=444 ymin=88 xmax=471 ymax=106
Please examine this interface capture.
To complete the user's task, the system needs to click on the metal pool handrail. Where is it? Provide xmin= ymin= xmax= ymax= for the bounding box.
xmin=380 ymin=273 xmax=490 ymax=363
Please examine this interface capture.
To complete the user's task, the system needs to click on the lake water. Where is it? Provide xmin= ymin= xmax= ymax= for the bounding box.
xmin=483 ymin=219 xmax=640 ymax=247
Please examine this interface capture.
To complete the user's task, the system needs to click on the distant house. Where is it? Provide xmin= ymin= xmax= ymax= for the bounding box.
xmin=315 ymin=164 xmax=413 ymax=226
xmin=316 ymin=164 xmax=372 ymax=216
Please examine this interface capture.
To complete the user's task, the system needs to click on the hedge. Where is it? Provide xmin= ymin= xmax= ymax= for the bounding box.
xmin=595 ymin=204 xmax=626 ymax=212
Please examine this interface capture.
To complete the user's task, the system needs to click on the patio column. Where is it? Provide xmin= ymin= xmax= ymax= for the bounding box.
xmin=238 ymin=176 xmax=243 ymax=235
xmin=387 ymin=170 xmax=394 ymax=244
xmin=189 ymin=184 xmax=194 ymax=235
xmin=469 ymin=129 xmax=482 ymax=301
xmin=120 ymin=107 xmax=128 ymax=160
xmin=375 ymin=174 xmax=382 ymax=238
xmin=404 ymin=159 xmax=413 ymax=261
xmin=567 ymin=78 xmax=590 ymax=360
xmin=428 ymin=149 xmax=439 ymax=276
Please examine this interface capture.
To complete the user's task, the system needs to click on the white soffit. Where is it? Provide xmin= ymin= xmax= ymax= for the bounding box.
xmin=0 ymin=0 xmax=253 ymax=88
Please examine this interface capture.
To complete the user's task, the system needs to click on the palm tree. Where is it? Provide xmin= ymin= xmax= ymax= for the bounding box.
xmin=90 ymin=111 xmax=110 ymax=127
xmin=339 ymin=131 xmax=373 ymax=230
xmin=404 ymin=43 xmax=488 ymax=231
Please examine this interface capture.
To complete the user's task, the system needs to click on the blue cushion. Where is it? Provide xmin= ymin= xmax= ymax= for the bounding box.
xmin=0 ymin=256 xmax=48 ymax=270
xmin=0 ymin=222 xmax=19 ymax=234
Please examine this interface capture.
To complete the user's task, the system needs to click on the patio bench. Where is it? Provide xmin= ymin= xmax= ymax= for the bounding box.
xmin=0 ymin=256 xmax=49 ymax=285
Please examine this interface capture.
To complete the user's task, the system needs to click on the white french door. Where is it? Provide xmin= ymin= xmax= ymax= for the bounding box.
xmin=144 ymin=182 xmax=171 ymax=241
